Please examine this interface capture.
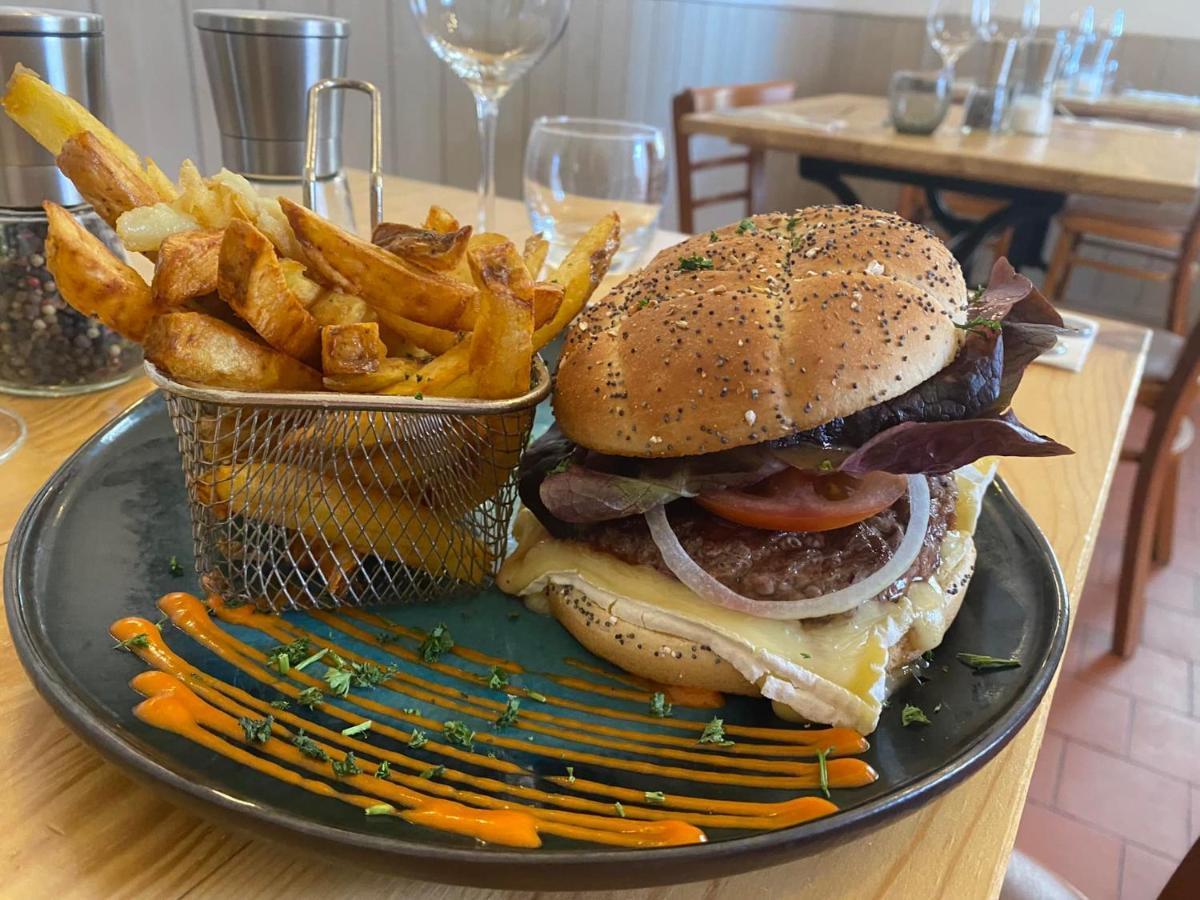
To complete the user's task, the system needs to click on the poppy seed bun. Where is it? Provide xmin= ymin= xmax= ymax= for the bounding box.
xmin=553 ymin=206 xmax=969 ymax=458
xmin=543 ymin=534 xmax=976 ymax=704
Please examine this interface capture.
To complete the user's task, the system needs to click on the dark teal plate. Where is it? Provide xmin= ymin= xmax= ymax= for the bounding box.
xmin=5 ymin=393 xmax=1067 ymax=890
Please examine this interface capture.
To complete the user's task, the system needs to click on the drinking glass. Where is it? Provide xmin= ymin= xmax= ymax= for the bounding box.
xmin=888 ymin=70 xmax=951 ymax=134
xmin=409 ymin=0 xmax=571 ymax=231
xmin=981 ymin=0 xmax=1039 ymax=41
xmin=524 ymin=117 xmax=667 ymax=274
xmin=926 ymin=0 xmax=991 ymax=75
xmin=0 ymin=407 xmax=25 ymax=464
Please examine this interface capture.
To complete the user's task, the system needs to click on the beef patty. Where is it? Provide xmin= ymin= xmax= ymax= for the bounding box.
xmin=577 ymin=475 xmax=957 ymax=604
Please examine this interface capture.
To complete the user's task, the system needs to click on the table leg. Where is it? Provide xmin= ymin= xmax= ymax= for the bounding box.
xmin=798 ymin=157 xmax=862 ymax=206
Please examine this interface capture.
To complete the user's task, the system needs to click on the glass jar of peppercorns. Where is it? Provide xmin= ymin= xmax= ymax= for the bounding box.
xmin=0 ymin=206 xmax=142 ymax=395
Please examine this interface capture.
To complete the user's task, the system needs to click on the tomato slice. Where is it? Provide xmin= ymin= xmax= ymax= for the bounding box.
xmin=695 ymin=468 xmax=908 ymax=533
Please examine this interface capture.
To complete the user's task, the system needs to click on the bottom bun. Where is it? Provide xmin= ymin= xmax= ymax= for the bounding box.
xmin=543 ymin=536 xmax=977 ymax=719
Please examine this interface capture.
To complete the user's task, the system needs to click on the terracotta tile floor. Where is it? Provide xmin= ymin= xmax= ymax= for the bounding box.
xmin=1013 ymin=405 xmax=1200 ymax=899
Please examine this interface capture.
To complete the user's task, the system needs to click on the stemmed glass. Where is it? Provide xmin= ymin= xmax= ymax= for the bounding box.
xmin=409 ymin=0 xmax=571 ymax=232
xmin=981 ymin=0 xmax=1040 ymax=40
xmin=926 ymin=0 xmax=992 ymax=75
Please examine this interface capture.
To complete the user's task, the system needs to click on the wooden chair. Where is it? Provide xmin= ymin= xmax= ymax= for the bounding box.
xmin=1043 ymin=198 xmax=1200 ymax=335
xmin=1112 ymin=321 xmax=1200 ymax=656
xmin=896 ymin=186 xmax=1013 ymax=259
xmin=672 ymin=81 xmax=796 ymax=234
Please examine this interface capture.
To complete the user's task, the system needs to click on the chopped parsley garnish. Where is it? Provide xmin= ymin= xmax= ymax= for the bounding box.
xmin=697 ymin=717 xmax=734 ymax=747
xmin=420 ymin=623 xmax=454 ymax=662
xmin=269 ymin=699 xmax=290 ymax=710
xmin=736 ymin=218 xmax=756 ymax=234
xmin=413 ymin=392 xmax=424 ymax=400
xmin=921 ymin=650 xmax=935 ymax=662
xmin=442 ymin=720 xmax=475 ymax=750
xmin=677 ymin=255 xmax=714 ymax=272
xmin=348 ymin=660 xmax=392 ymax=689
xmin=331 ymin=752 xmax=362 ymax=777
xmin=375 ymin=760 xmax=390 ymax=779
xmin=114 ymin=633 xmax=150 ymax=652
xmin=526 ymin=691 xmax=547 ymax=703
xmin=239 ymin=715 xmax=274 ymax=744
xmin=267 ymin=638 xmax=310 ymax=674
xmin=364 ymin=803 xmax=393 ymax=816
xmin=901 ymin=704 xmax=931 ymax=727
xmin=785 ymin=216 xmax=800 ymax=232
xmin=296 ymin=687 xmax=324 ymax=708
xmin=799 ymin=651 xmax=812 ymax=659
xmin=420 ymin=765 xmax=445 ymax=780
xmin=341 ymin=720 xmax=373 ymax=738
xmin=613 ymin=801 xmax=626 ymax=818
xmin=495 ymin=696 xmax=520 ymax=729
xmin=815 ymin=747 xmax=831 ymax=798
xmin=168 ymin=555 xmax=184 ymax=577
xmin=649 ymin=692 xmax=672 ymax=718
xmin=637 ymin=297 xmax=650 ymax=308
xmin=292 ymin=647 xmax=328 ymax=672
xmin=324 ymin=667 xmax=353 ymax=697
xmin=566 ymin=766 xmax=576 ymax=783
xmin=408 ymin=729 xmax=428 ymax=749
xmin=487 ymin=666 xmax=509 ymax=690
xmin=644 ymin=791 xmax=667 ymax=805
xmin=956 ymin=652 xmax=1021 ymax=671
xmin=291 ymin=730 xmax=328 ymax=761
xmin=709 ymin=231 xmax=719 ymax=242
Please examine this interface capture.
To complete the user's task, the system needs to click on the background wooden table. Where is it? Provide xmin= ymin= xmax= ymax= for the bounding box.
xmin=0 ymin=173 xmax=1149 ymax=898
xmin=681 ymin=93 xmax=1200 ymax=203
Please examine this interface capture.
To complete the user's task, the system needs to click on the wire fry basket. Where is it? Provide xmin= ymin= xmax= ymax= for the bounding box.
xmin=148 ymin=360 xmax=550 ymax=611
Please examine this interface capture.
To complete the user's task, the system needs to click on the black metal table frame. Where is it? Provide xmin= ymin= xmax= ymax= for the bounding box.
xmin=799 ymin=156 xmax=1064 ymax=272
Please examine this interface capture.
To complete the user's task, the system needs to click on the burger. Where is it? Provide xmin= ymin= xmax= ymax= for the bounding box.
xmin=497 ymin=206 xmax=1069 ymax=734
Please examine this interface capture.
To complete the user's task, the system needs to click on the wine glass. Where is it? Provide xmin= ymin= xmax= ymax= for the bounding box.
xmin=982 ymin=0 xmax=1039 ymax=41
xmin=926 ymin=0 xmax=991 ymax=75
xmin=409 ymin=0 xmax=571 ymax=232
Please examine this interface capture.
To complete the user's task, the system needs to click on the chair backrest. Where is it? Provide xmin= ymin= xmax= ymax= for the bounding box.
xmin=671 ymin=80 xmax=796 ymax=234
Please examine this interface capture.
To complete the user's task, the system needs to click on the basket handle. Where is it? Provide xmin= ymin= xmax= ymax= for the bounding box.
xmin=303 ymin=78 xmax=384 ymax=233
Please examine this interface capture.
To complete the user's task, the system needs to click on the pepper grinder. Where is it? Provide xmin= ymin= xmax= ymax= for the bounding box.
xmin=194 ymin=9 xmax=355 ymax=231
xmin=0 ymin=6 xmax=141 ymax=397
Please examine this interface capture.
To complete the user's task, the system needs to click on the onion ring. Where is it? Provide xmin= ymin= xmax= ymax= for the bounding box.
xmin=644 ymin=475 xmax=931 ymax=620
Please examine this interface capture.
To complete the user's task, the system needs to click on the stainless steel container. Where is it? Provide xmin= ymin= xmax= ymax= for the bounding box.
xmin=0 ymin=6 xmax=105 ymax=208
xmin=194 ymin=9 xmax=348 ymax=179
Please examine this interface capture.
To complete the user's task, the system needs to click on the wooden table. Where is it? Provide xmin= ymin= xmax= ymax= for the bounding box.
xmin=1060 ymin=92 xmax=1200 ymax=132
xmin=0 ymin=172 xmax=1149 ymax=899
xmin=681 ymin=93 xmax=1200 ymax=267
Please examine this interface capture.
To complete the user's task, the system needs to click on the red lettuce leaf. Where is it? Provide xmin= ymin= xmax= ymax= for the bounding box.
xmin=839 ymin=411 xmax=1072 ymax=476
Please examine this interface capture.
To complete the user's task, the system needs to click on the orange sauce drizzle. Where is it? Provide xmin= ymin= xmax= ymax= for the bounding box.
xmin=110 ymin=591 xmax=878 ymax=849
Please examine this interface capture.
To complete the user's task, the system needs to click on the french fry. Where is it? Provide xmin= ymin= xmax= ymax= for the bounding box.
xmin=467 ymin=241 xmax=534 ymax=399
xmin=116 ymin=203 xmax=200 ymax=253
xmin=322 ymin=356 xmax=422 ymax=393
xmin=152 ymin=228 xmax=223 ymax=307
xmin=314 ymin=540 xmax=359 ymax=599
xmin=281 ymin=198 xmax=477 ymax=331
xmin=532 ymin=281 xmax=565 ymax=328
xmin=372 ymin=222 xmax=472 ymax=272
xmin=218 ymin=220 xmax=321 ymax=366
xmin=201 ymin=461 xmax=492 ymax=581
xmin=423 ymin=205 xmax=460 ymax=234
xmin=533 ymin=211 xmax=620 ymax=350
xmin=144 ymin=311 xmax=323 ymax=391
xmin=279 ymin=259 xmax=324 ymax=307
xmin=309 ymin=290 xmax=376 ymax=327
xmin=321 ymin=322 xmax=388 ymax=376
xmin=523 ymin=234 xmax=550 ymax=278
xmin=2 ymin=64 xmax=172 ymax=202
xmin=380 ymin=338 xmax=472 ymax=396
xmin=55 ymin=132 xmax=160 ymax=229
xmin=371 ymin=307 xmax=461 ymax=355
xmin=43 ymin=200 xmax=160 ymax=342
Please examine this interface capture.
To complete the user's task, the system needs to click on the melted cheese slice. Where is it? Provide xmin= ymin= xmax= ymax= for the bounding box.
xmin=498 ymin=462 xmax=996 ymax=734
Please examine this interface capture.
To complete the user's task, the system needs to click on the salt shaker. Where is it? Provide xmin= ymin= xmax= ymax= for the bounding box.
xmin=1010 ymin=35 xmax=1067 ymax=137
xmin=0 ymin=6 xmax=141 ymax=396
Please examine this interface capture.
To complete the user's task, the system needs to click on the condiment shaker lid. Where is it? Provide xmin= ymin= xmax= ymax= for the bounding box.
xmin=194 ymin=9 xmax=349 ymax=179
xmin=0 ymin=6 xmax=106 ymax=208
